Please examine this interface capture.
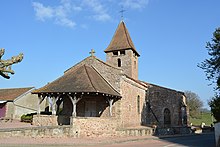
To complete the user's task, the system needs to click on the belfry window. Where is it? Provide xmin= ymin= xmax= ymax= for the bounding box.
xmin=118 ymin=58 xmax=121 ymax=67
xmin=113 ymin=51 xmax=118 ymax=56
xmin=120 ymin=50 xmax=125 ymax=55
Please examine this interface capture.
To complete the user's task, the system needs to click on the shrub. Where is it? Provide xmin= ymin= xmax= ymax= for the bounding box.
xmin=21 ymin=114 xmax=33 ymax=123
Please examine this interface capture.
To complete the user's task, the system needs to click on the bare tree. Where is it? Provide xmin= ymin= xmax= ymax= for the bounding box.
xmin=185 ymin=91 xmax=203 ymax=118
xmin=0 ymin=48 xmax=23 ymax=79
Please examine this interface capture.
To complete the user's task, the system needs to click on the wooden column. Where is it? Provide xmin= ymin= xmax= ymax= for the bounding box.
xmin=51 ymin=95 xmax=61 ymax=115
xmin=51 ymin=97 xmax=56 ymax=115
xmin=37 ymin=94 xmax=45 ymax=115
xmin=68 ymin=94 xmax=82 ymax=117
xmin=37 ymin=95 xmax=41 ymax=115
xmin=56 ymin=98 xmax=62 ymax=114
xmin=108 ymin=99 xmax=113 ymax=117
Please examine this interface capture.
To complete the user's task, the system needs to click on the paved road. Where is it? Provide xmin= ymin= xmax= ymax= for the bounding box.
xmin=160 ymin=133 xmax=215 ymax=147
xmin=1 ymin=133 xmax=215 ymax=147
xmin=100 ymin=133 xmax=215 ymax=147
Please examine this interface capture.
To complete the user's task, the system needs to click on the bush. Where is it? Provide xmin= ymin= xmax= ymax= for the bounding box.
xmin=21 ymin=114 xmax=33 ymax=123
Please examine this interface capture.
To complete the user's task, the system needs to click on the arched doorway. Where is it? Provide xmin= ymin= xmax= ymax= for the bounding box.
xmin=164 ymin=108 xmax=171 ymax=126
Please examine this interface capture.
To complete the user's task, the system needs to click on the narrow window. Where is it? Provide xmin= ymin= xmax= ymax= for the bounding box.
xmin=134 ymin=61 xmax=136 ymax=69
xmin=137 ymin=95 xmax=140 ymax=114
xmin=118 ymin=58 xmax=121 ymax=67
xmin=164 ymin=108 xmax=171 ymax=125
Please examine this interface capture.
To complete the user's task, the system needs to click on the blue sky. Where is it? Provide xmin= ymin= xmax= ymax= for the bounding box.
xmin=0 ymin=0 xmax=219 ymax=109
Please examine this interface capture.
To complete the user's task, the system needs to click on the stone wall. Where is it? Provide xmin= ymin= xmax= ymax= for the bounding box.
xmin=33 ymin=115 xmax=58 ymax=126
xmin=119 ymin=76 xmax=146 ymax=128
xmin=155 ymin=126 xmax=192 ymax=135
xmin=145 ymin=84 xmax=186 ymax=127
xmin=0 ymin=126 xmax=79 ymax=138
xmin=106 ymin=50 xmax=138 ymax=80
xmin=71 ymin=117 xmax=118 ymax=137
xmin=0 ymin=121 xmax=153 ymax=138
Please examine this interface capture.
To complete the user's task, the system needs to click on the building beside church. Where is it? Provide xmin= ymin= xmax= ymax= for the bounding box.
xmin=32 ymin=21 xmax=188 ymax=137
xmin=0 ymin=87 xmax=45 ymax=119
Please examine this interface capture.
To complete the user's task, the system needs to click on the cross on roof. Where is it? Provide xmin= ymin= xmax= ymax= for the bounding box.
xmin=89 ymin=49 xmax=95 ymax=56
xmin=119 ymin=6 xmax=126 ymax=20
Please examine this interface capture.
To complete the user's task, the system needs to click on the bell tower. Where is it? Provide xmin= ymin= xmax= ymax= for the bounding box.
xmin=104 ymin=21 xmax=140 ymax=80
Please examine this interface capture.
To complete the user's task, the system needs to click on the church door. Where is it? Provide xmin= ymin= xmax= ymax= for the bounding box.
xmin=164 ymin=108 xmax=171 ymax=125
xmin=85 ymin=101 xmax=97 ymax=117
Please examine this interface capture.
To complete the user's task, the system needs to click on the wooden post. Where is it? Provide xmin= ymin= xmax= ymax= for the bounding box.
xmin=51 ymin=97 xmax=56 ymax=115
xmin=37 ymin=94 xmax=45 ymax=115
xmin=72 ymin=101 xmax=77 ymax=117
xmin=51 ymin=95 xmax=61 ymax=115
xmin=68 ymin=94 xmax=82 ymax=117
xmin=37 ymin=95 xmax=41 ymax=115
xmin=109 ymin=99 xmax=113 ymax=117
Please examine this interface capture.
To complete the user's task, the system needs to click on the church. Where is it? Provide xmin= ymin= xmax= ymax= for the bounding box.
xmin=32 ymin=21 xmax=188 ymax=137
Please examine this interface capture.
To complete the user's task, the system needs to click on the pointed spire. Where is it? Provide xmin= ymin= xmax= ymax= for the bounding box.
xmin=104 ymin=21 xmax=140 ymax=57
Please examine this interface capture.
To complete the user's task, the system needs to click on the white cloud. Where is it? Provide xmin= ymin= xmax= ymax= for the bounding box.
xmin=120 ymin=0 xmax=149 ymax=10
xmin=32 ymin=2 xmax=53 ymax=21
xmin=32 ymin=1 xmax=76 ymax=28
xmin=82 ymin=0 xmax=111 ymax=22
xmin=32 ymin=0 xmax=149 ymax=28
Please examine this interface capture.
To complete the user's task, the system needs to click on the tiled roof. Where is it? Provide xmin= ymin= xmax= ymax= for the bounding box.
xmin=65 ymin=56 xmax=121 ymax=74
xmin=140 ymin=81 xmax=184 ymax=94
xmin=104 ymin=21 xmax=140 ymax=56
xmin=32 ymin=65 xmax=121 ymax=97
xmin=0 ymin=87 xmax=34 ymax=101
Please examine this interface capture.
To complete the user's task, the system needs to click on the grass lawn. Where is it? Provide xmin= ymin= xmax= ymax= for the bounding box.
xmin=189 ymin=112 xmax=215 ymax=126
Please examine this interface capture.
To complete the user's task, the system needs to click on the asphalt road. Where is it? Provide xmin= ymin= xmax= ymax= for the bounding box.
xmin=101 ymin=133 xmax=216 ymax=147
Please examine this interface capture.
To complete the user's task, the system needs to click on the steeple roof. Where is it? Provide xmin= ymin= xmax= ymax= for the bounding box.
xmin=104 ymin=21 xmax=140 ymax=57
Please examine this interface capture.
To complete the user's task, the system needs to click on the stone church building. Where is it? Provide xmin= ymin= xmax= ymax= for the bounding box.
xmin=32 ymin=21 xmax=188 ymax=137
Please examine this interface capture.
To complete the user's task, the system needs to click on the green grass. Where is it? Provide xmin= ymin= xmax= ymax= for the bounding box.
xmin=189 ymin=112 xmax=215 ymax=126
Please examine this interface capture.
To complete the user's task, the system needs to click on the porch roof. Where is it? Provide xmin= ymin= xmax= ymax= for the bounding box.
xmin=32 ymin=65 xmax=121 ymax=98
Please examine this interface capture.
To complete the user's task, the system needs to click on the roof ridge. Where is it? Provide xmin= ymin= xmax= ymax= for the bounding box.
xmin=84 ymin=65 xmax=97 ymax=92
xmin=0 ymin=87 xmax=34 ymax=90
xmin=64 ymin=56 xmax=91 ymax=74
xmin=141 ymin=80 xmax=184 ymax=94
xmin=124 ymin=75 xmax=148 ymax=88
xmin=122 ymin=22 xmax=134 ymax=49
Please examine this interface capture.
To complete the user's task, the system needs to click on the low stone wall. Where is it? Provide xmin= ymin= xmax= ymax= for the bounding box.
xmin=155 ymin=126 xmax=192 ymax=136
xmin=0 ymin=126 xmax=79 ymax=138
xmin=0 ymin=116 xmax=154 ymax=138
xmin=72 ymin=117 xmax=117 ymax=137
xmin=116 ymin=127 xmax=154 ymax=137
xmin=33 ymin=115 xmax=58 ymax=126
xmin=215 ymin=122 xmax=220 ymax=147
